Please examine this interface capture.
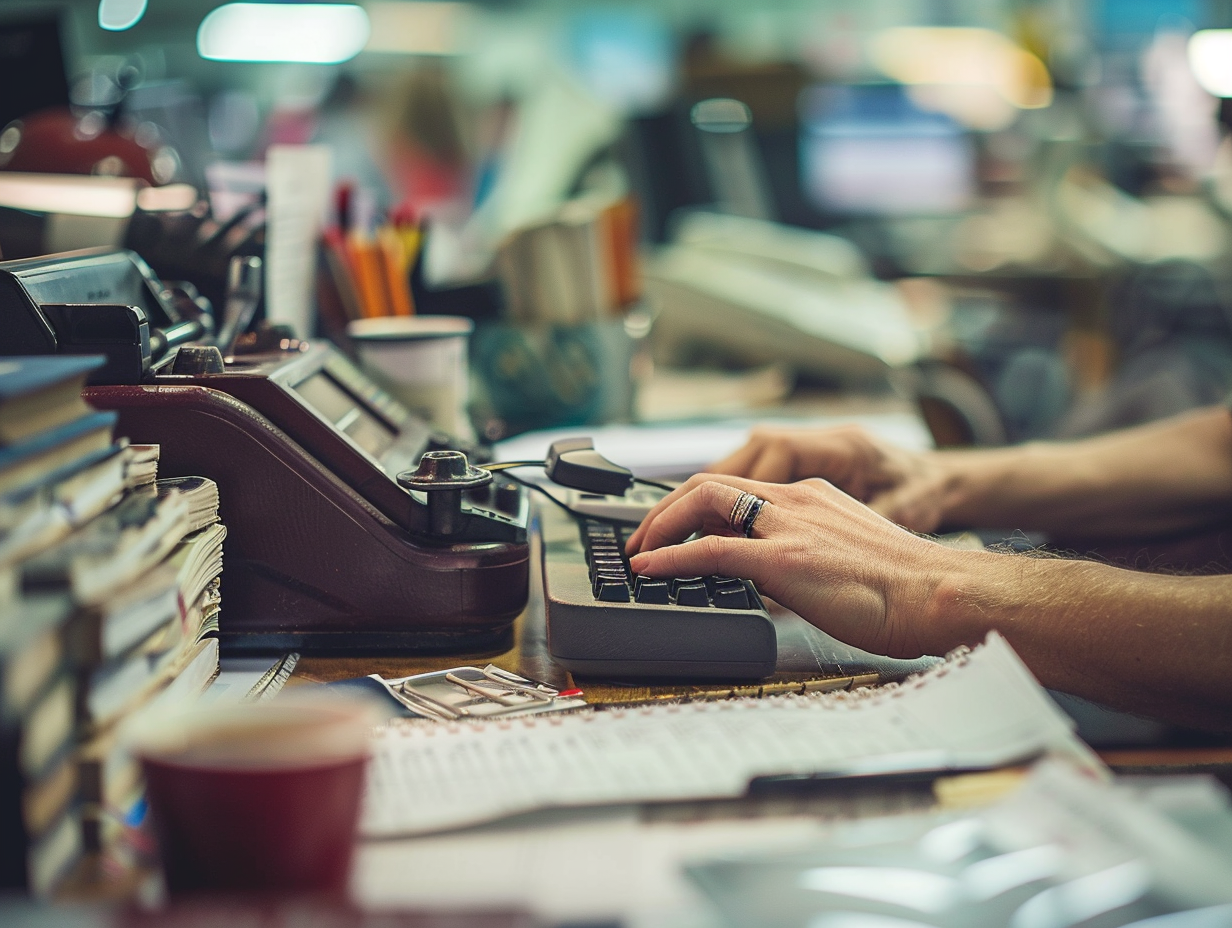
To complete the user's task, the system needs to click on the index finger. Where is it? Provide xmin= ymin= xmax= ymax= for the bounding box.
xmin=624 ymin=472 xmax=715 ymax=554
xmin=625 ymin=473 xmax=779 ymax=555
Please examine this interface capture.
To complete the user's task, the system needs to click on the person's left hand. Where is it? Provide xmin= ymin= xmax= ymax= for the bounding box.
xmin=624 ymin=474 xmax=969 ymax=659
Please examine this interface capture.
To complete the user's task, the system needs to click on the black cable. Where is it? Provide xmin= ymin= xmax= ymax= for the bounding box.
xmin=495 ymin=470 xmax=594 ymax=522
xmin=486 ymin=461 xmax=676 ymax=495
xmin=635 ymin=477 xmax=676 ymax=493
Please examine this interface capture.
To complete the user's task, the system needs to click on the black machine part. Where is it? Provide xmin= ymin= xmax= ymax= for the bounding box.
xmin=544 ymin=437 xmax=634 ymax=496
xmin=0 ymin=247 xmax=211 ymax=382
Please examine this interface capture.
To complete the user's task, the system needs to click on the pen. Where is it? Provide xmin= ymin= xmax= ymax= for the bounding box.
xmin=396 ymin=686 xmax=465 ymax=720
xmin=744 ymin=753 xmax=1036 ymax=798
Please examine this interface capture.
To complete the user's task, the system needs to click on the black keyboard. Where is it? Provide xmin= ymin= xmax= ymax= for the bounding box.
xmin=539 ymin=505 xmax=777 ymax=680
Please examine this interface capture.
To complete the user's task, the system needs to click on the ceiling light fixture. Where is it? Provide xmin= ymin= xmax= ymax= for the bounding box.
xmin=197 ymin=3 xmax=370 ymax=64
xmin=98 ymin=0 xmax=148 ymax=32
xmin=1189 ymin=30 xmax=1232 ymax=97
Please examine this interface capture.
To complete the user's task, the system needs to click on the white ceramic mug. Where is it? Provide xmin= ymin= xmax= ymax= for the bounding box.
xmin=347 ymin=316 xmax=475 ymax=440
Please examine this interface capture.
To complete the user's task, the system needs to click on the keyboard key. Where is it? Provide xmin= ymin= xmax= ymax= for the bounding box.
xmin=712 ymin=581 xmax=751 ymax=610
xmin=670 ymin=576 xmax=704 ymax=597
xmin=594 ymin=578 xmax=631 ymax=602
xmin=633 ymin=576 xmax=670 ymax=604
xmin=594 ymin=566 xmax=627 ymax=583
xmin=673 ymin=580 xmax=709 ymax=607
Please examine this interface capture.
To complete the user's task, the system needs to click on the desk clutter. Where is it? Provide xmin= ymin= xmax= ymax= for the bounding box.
xmin=0 ymin=354 xmax=1229 ymax=927
xmin=361 ymin=633 xmax=1091 ymax=839
xmin=0 ymin=356 xmax=226 ymax=897
xmin=350 ymin=760 xmax=1232 ymax=927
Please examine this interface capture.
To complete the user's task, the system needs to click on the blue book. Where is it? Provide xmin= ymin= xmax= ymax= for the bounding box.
xmin=0 ymin=411 xmax=117 ymax=497
xmin=0 ymin=442 xmax=125 ymax=508
xmin=0 ymin=356 xmax=105 ymax=446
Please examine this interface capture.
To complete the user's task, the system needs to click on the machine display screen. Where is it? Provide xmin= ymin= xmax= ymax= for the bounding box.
xmin=292 ymin=371 xmax=396 ymax=459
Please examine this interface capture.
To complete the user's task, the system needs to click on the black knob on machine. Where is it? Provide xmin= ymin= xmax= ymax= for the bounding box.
xmin=170 ymin=344 xmax=226 ymax=376
xmin=493 ymin=479 xmax=521 ymax=516
xmin=397 ymin=451 xmax=493 ymax=538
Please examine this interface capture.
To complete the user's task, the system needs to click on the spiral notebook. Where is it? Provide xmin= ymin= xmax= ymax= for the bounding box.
xmin=362 ymin=633 xmax=1096 ymax=838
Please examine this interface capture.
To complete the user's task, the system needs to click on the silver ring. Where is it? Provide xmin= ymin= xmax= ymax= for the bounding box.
xmin=728 ymin=491 xmax=767 ymax=537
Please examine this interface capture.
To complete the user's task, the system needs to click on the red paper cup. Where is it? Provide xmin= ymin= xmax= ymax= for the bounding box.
xmin=127 ymin=694 xmax=376 ymax=897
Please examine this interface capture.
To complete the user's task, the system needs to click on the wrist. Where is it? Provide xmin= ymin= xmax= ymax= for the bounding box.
xmin=925 ymin=449 xmax=989 ymax=528
xmin=928 ymin=442 xmax=1059 ymax=529
xmin=916 ymin=548 xmax=1040 ymax=655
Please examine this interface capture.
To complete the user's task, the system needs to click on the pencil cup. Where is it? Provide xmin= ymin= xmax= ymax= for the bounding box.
xmin=126 ymin=694 xmax=377 ymax=898
xmin=348 ymin=316 xmax=474 ymax=440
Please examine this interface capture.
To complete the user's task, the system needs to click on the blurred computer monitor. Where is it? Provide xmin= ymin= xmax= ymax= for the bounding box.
xmin=799 ymin=84 xmax=975 ymax=216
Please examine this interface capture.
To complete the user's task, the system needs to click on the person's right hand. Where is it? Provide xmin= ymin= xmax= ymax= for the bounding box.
xmin=710 ymin=426 xmax=953 ymax=533
xmin=624 ymin=473 xmax=972 ymax=659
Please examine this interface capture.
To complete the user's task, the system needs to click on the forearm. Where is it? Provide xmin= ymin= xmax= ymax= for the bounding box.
xmin=924 ymin=550 xmax=1232 ymax=729
xmin=932 ymin=406 xmax=1232 ymax=537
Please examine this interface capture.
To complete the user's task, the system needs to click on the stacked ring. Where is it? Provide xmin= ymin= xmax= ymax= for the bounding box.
xmin=728 ymin=491 xmax=767 ymax=538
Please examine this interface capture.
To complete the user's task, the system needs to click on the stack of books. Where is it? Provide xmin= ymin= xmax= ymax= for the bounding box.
xmin=0 ymin=357 xmax=227 ymax=897
xmin=496 ymin=193 xmax=640 ymax=325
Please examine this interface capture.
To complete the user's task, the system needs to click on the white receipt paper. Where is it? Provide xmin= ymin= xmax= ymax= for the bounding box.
xmin=362 ymin=633 xmax=1094 ymax=838
xmin=265 ymin=144 xmax=332 ymax=339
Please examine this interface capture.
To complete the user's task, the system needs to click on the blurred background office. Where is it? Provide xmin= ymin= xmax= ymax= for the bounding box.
xmin=5 ymin=0 xmax=1232 ymax=443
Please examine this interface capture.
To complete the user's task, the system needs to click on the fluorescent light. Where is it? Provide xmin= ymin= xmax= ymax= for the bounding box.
xmin=198 ymin=3 xmax=370 ymax=64
xmin=364 ymin=2 xmax=473 ymax=55
xmin=871 ymin=28 xmax=1053 ymax=113
xmin=99 ymin=0 xmax=147 ymax=31
xmin=1189 ymin=30 xmax=1232 ymax=97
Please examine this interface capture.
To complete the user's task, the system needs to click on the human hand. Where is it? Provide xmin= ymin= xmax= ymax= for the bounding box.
xmin=710 ymin=426 xmax=952 ymax=533
xmin=625 ymin=474 xmax=968 ymax=659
